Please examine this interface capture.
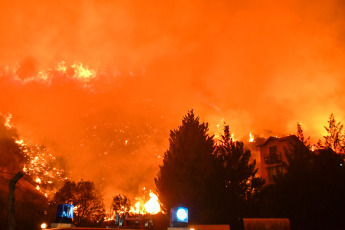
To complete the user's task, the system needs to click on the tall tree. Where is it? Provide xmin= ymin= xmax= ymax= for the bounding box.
xmin=324 ymin=113 xmax=345 ymax=153
xmin=50 ymin=180 xmax=105 ymax=226
xmin=112 ymin=194 xmax=131 ymax=214
xmin=215 ymin=125 xmax=264 ymax=222
xmin=155 ymin=110 xmax=219 ymax=224
xmin=296 ymin=122 xmax=311 ymax=148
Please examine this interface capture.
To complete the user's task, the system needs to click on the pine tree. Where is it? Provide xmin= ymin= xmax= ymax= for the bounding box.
xmin=324 ymin=113 xmax=345 ymax=153
xmin=215 ymin=125 xmax=264 ymax=221
xmin=296 ymin=122 xmax=311 ymax=148
xmin=155 ymin=110 xmax=219 ymax=224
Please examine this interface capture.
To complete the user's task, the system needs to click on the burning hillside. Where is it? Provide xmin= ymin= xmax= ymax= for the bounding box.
xmin=0 ymin=0 xmax=345 ymax=205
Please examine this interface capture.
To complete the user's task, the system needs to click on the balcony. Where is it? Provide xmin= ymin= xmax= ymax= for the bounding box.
xmin=264 ymin=152 xmax=282 ymax=164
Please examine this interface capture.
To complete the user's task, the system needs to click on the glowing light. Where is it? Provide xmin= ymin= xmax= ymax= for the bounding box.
xmin=56 ymin=61 xmax=67 ymax=72
xmin=130 ymin=191 xmax=161 ymax=214
xmin=15 ymin=139 xmax=24 ymax=145
xmin=231 ymin=133 xmax=236 ymax=141
xmin=41 ymin=223 xmax=47 ymax=229
xmin=176 ymin=207 xmax=188 ymax=222
xmin=125 ymin=140 xmax=128 ymax=145
xmin=37 ymin=70 xmax=49 ymax=81
xmin=71 ymin=62 xmax=96 ymax=81
xmin=16 ymin=138 xmax=69 ymax=198
xmin=249 ymin=132 xmax=254 ymax=142
xmin=144 ymin=192 xmax=161 ymax=214
xmin=4 ymin=113 xmax=12 ymax=128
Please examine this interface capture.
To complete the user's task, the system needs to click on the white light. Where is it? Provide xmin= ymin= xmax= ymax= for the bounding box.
xmin=177 ymin=208 xmax=188 ymax=222
xmin=41 ymin=223 xmax=47 ymax=229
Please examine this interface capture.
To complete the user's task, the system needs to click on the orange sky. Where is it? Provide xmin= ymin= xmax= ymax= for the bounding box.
xmin=1 ymin=0 xmax=345 ymax=202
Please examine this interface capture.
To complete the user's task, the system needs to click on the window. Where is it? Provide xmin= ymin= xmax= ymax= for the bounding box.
xmin=264 ymin=145 xmax=282 ymax=164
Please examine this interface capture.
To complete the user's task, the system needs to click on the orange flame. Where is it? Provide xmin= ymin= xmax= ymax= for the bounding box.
xmin=249 ymin=132 xmax=254 ymax=142
xmin=130 ymin=192 xmax=161 ymax=214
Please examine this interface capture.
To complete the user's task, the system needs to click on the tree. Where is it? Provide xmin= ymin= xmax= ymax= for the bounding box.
xmin=155 ymin=110 xmax=220 ymax=224
xmin=324 ymin=113 xmax=345 ymax=153
xmin=50 ymin=180 xmax=105 ymax=226
xmin=215 ymin=125 xmax=264 ymax=223
xmin=112 ymin=194 xmax=131 ymax=214
xmin=269 ymin=147 xmax=345 ymax=230
xmin=296 ymin=122 xmax=311 ymax=148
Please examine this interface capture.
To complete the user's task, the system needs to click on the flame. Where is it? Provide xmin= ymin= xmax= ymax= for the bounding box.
xmin=249 ymin=132 xmax=254 ymax=142
xmin=213 ymin=122 xmax=223 ymax=143
xmin=3 ymin=113 xmax=12 ymax=128
xmin=56 ymin=61 xmax=67 ymax=72
xmin=130 ymin=192 xmax=161 ymax=214
xmin=15 ymin=137 xmax=68 ymax=198
xmin=71 ymin=62 xmax=96 ymax=81
xmin=144 ymin=192 xmax=161 ymax=214
xmin=231 ymin=133 xmax=236 ymax=141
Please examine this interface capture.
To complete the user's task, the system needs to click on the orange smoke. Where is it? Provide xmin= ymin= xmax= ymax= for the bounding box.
xmin=0 ymin=0 xmax=345 ymax=204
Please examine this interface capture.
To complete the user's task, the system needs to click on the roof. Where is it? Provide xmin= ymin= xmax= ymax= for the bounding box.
xmin=257 ymin=135 xmax=301 ymax=147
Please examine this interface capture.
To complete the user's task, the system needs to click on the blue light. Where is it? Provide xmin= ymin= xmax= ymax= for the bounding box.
xmin=176 ymin=207 xmax=188 ymax=222
xmin=171 ymin=206 xmax=188 ymax=225
xmin=56 ymin=204 xmax=74 ymax=220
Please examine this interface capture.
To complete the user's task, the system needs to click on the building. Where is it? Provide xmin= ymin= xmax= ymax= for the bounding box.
xmin=258 ymin=135 xmax=303 ymax=184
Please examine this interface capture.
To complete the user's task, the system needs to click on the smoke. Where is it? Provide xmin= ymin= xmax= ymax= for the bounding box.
xmin=1 ymin=0 xmax=345 ymax=202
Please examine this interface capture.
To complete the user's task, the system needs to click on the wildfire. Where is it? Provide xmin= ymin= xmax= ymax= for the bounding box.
xmin=8 ymin=61 xmax=98 ymax=86
xmin=71 ymin=62 xmax=96 ymax=82
xmin=130 ymin=192 xmax=161 ymax=214
xmin=15 ymin=138 xmax=68 ymax=198
xmin=144 ymin=192 xmax=160 ymax=214
xmin=3 ymin=113 xmax=12 ymax=128
xmin=249 ymin=132 xmax=254 ymax=142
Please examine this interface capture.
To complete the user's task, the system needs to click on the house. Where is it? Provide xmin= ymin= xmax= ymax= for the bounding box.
xmin=258 ymin=135 xmax=303 ymax=184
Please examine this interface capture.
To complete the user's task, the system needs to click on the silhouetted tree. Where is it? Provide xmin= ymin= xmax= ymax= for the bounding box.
xmin=155 ymin=110 xmax=220 ymax=224
xmin=324 ymin=113 xmax=345 ymax=153
xmin=270 ymin=147 xmax=345 ymax=230
xmin=296 ymin=122 xmax=311 ymax=148
xmin=215 ymin=125 xmax=264 ymax=223
xmin=50 ymin=180 xmax=105 ymax=226
xmin=112 ymin=194 xmax=131 ymax=214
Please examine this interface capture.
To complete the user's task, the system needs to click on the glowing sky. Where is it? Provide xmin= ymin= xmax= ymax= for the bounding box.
xmin=1 ymin=0 xmax=345 ymax=201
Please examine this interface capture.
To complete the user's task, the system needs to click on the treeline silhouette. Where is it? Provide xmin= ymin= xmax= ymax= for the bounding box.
xmin=155 ymin=110 xmax=345 ymax=230
xmin=1 ymin=111 xmax=345 ymax=230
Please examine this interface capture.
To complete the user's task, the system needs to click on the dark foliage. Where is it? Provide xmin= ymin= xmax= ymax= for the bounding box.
xmin=215 ymin=125 xmax=264 ymax=223
xmin=155 ymin=110 xmax=220 ymax=224
xmin=296 ymin=122 xmax=311 ymax=148
xmin=324 ymin=113 xmax=345 ymax=154
xmin=111 ymin=194 xmax=131 ymax=214
xmin=263 ymin=147 xmax=345 ymax=230
xmin=49 ymin=180 xmax=105 ymax=226
xmin=155 ymin=111 xmax=264 ymax=225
